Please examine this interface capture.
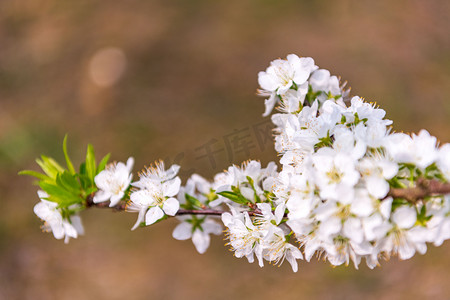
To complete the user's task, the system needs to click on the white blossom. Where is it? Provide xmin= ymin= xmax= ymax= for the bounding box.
xmin=34 ymin=191 xmax=84 ymax=243
xmin=129 ymin=161 xmax=181 ymax=229
xmin=172 ymin=218 xmax=222 ymax=254
xmin=258 ymin=54 xmax=317 ymax=95
xmin=262 ymin=226 xmax=303 ymax=272
xmin=437 ymin=144 xmax=450 ymax=181
xmin=375 ymin=206 xmax=428 ymax=260
xmin=258 ymin=55 xmax=317 ymax=116
xmin=93 ymin=157 xmax=134 ymax=207
xmin=222 ymin=207 xmax=264 ymax=266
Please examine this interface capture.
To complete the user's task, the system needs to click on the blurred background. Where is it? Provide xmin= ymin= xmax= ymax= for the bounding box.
xmin=1 ymin=0 xmax=450 ymax=299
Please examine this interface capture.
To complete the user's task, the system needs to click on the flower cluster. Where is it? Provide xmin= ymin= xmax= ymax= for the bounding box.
xmin=27 ymin=54 xmax=450 ymax=272
xmin=259 ymin=54 xmax=450 ymax=269
xmin=93 ymin=157 xmax=134 ymax=207
xmin=34 ymin=191 xmax=84 ymax=244
xmin=129 ymin=161 xmax=181 ymax=229
xmin=173 ymin=174 xmax=222 ymax=254
xmin=222 ymin=203 xmax=302 ymax=272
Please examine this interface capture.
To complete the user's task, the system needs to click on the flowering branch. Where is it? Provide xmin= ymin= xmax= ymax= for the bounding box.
xmin=22 ymin=54 xmax=450 ymax=272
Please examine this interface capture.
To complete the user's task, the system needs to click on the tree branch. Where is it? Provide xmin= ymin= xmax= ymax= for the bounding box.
xmin=86 ymin=194 xmax=263 ymax=216
xmin=387 ymin=179 xmax=450 ymax=203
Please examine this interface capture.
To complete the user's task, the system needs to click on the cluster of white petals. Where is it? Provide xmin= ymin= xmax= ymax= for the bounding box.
xmin=257 ymin=54 xmax=450 ymax=269
xmin=129 ymin=161 xmax=181 ymax=229
xmin=213 ymin=160 xmax=278 ymax=204
xmin=173 ymin=174 xmax=222 ymax=254
xmin=222 ymin=203 xmax=303 ymax=272
xmin=93 ymin=157 xmax=134 ymax=207
xmin=34 ymin=191 xmax=84 ymax=243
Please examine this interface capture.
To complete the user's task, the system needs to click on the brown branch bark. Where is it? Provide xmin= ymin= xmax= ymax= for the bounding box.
xmin=386 ymin=179 xmax=450 ymax=203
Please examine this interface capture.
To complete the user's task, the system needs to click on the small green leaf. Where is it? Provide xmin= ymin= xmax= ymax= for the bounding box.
xmin=185 ymin=193 xmax=203 ymax=209
xmin=97 ymin=153 xmax=111 ymax=174
xmin=416 ymin=205 xmax=432 ymax=226
xmin=85 ymin=144 xmax=96 ymax=185
xmin=263 ymin=190 xmax=275 ymax=200
xmin=79 ymin=162 xmax=86 ymax=175
xmin=246 ymin=176 xmax=261 ymax=203
xmin=388 ymin=177 xmax=406 ymax=189
xmin=217 ymin=191 xmax=239 ymax=201
xmin=39 ymin=181 xmax=83 ymax=207
xmin=41 ymin=155 xmax=65 ymax=173
xmin=391 ymin=198 xmax=409 ymax=211
xmin=56 ymin=171 xmax=81 ymax=195
xmin=217 ymin=191 xmax=248 ymax=205
xmin=36 ymin=157 xmax=60 ymax=179
xmin=18 ymin=170 xmax=50 ymax=181
xmin=78 ymin=162 xmax=91 ymax=190
xmin=246 ymin=176 xmax=255 ymax=187
xmin=205 ymin=189 xmax=218 ymax=202
xmin=63 ymin=135 xmax=76 ymax=175
xmin=85 ymin=186 xmax=98 ymax=195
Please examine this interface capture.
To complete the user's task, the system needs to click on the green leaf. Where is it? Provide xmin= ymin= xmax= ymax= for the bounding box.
xmin=391 ymin=198 xmax=409 ymax=211
xmin=185 ymin=193 xmax=203 ymax=209
xmin=84 ymin=186 xmax=98 ymax=195
xmin=85 ymin=144 xmax=96 ymax=185
xmin=41 ymin=155 xmax=65 ymax=173
xmin=78 ymin=162 xmax=91 ymax=190
xmin=18 ymin=170 xmax=51 ymax=181
xmin=416 ymin=205 xmax=432 ymax=226
xmin=39 ymin=181 xmax=83 ymax=207
xmin=97 ymin=153 xmax=111 ymax=174
xmin=205 ymin=189 xmax=218 ymax=202
xmin=56 ymin=171 xmax=81 ymax=195
xmin=388 ymin=177 xmax=406 ymax=189
xmin=246 ymin=176 xmax=255 ymax=187
xmin=263 ymin=190 xmax=275 ymax=201
xmin=217 ymin=191 xmax=248 ymax=205
xmin=79 ymin=162 xmax=86 ymax=175
xmin=36 ymin=156 xmax=63 ymax=179
xmin=246 ymin=176 xmax=261 ymax=203
xmin=63 ymin=135 xmax=76 ymax=175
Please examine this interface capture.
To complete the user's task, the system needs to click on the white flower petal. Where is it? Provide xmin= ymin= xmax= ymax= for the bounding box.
xmin=263 ymin=94 xmax=277 ymax=117
xmin=131 ymin=207 xmax=147 ymax=230
xmin=163 ymin=177 xmax=181 ymax=197
xmin=51 ymin=222 xmax=65 ymax=240
xmin=398 ymin=242 xmax=415 ymax=260
xmin=366 ymin=176 xmax=390 ymax=199
xmin=109 ymin=193 xmax=124 ymax=207
xmin=274 ymin=203 xmax=286 ymax=225
xmin=172 ymin=222 xmax=192 ymax=240
xmin=203 ymin=220 xmax=222 ymax=235
xmin=126 ymin=157 xmax=135 ymax=172
xmin=379 ymin=197 xmax=392 ymax=219
xmin=93 ymin=190 xmax=112 ymax=203
xmin=392 ymin=206 xmax=417 ymax=229
xmin=162 ymin=197 xmax=180 ymax=216
xmin=71 ymin=215 xmax=84 ymax=236
xmin=145 ymin=206 xmax=164 ymax=225
xmin=192 ymin=229 xmax=210 ymax=254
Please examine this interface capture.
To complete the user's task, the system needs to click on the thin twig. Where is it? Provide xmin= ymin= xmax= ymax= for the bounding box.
xmin=386 ymin=179 xmax=450 ymax=203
